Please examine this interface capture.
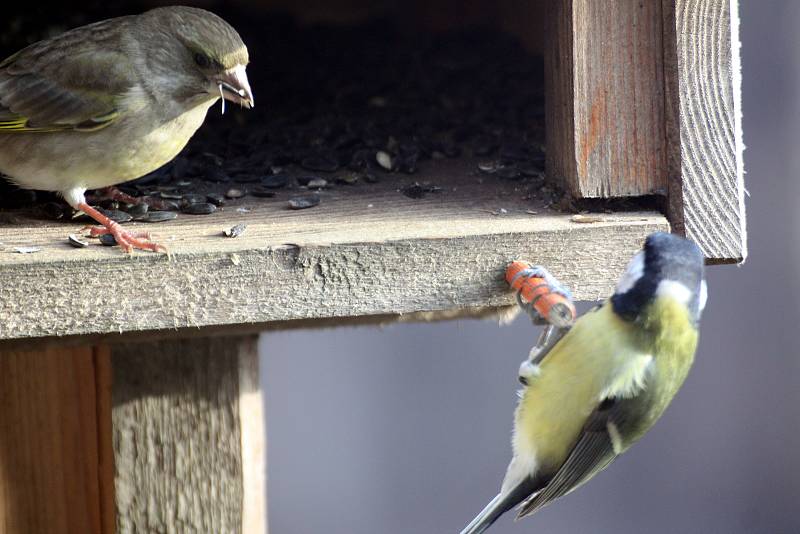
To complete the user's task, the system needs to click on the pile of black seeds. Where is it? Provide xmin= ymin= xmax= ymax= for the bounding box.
xmin=0 ymin=11 xmax=547 ymax=221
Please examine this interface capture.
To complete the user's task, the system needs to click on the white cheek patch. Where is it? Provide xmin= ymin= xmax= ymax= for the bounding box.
xmin=615 ymin=252 xmax=645 ymax=294
xmin=656 ymin=279 xmax=693 ymax=304
xmin=698 ymin=280 xmax=708 ymax=312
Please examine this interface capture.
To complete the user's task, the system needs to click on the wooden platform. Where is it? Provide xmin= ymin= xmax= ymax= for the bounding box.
xmin=0 ymin=158 xmax=667 ymax=342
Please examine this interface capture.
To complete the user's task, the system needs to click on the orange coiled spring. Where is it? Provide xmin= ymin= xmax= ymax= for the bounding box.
xmin=506 ymin=261 xmax=576 ymax=328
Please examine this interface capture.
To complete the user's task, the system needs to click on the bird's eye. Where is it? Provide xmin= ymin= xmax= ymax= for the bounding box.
xmin=194 ymin=53 xmax=210 ymax=68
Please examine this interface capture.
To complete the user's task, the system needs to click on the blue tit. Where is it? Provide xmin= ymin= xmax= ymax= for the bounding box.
xmin=461 ymin=232 xmax=707 ymax=534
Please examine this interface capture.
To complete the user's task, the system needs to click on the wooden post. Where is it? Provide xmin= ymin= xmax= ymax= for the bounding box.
xmin=111 ymin=335 xmax=265 ymax=534
xmin=545 ymin=0 xmax=668 ymax=199
xmin=662 ymin=0 xmax=746 ymax=262
xmin=0 ymin=336 xmax=265 ymax=534
xmin=0 ymin=346 xmax=114 ymax=534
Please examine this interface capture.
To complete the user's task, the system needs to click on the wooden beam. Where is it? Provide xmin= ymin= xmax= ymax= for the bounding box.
xmin=0 ymin=346 xmax=113 ymax=534
xmin=662 ymin=0 xmax=746 ymax=262
xmin=0 ymin=159 xmax=668 ymax=341
xmin=546 ymin=0 xmax=668 ymax=199
xmin=111 ymin=335 xmax=265 ymax=534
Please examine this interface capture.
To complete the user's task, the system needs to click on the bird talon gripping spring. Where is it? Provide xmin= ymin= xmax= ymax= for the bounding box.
xmin=506 ymin=261 xmax=577 ymax=329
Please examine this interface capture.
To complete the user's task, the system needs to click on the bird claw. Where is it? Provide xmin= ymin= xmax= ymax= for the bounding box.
xmin=77 ymin=202 xmax=166 ymax=254
xmin=84 ymin=224 xmax=166 ymax=253
xmin=84 ymin=225 xmax=151 ymax=240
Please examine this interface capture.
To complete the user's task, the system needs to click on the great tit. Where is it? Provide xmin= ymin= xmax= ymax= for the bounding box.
xmin=461 ymin=232 xmax=707 ymax=534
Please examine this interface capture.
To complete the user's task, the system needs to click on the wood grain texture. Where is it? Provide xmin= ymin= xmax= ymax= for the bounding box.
xmin=0 ymin=160 xmax=668 ymax=340
xmin=238 ymin=340 xmax=267 ymax=534
xmin=0 ymin=346 xmax=111 ymax=534
xmin=547 ymin=0 xmax=668 ymax=198
xmin=112 ymin=336 xmax=262 ymax=534
xmin=663 ymin=0 xmax=747 ymax=262
xmin=545 ymin=0 xmax=577 ymax=191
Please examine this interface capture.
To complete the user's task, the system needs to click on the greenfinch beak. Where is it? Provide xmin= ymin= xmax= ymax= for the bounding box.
xmin=216 ymin=65 xmax=254 ymax=111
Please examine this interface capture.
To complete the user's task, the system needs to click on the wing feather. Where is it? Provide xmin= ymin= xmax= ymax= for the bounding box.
xmin=0 ymin=16 xmax=137 ymax=132
xmin=517 ymin=397 xmax=627 ymax=518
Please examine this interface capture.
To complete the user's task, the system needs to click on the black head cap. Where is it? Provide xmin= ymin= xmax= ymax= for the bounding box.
xmin=611 ymin=232 xmax=706 ymax=324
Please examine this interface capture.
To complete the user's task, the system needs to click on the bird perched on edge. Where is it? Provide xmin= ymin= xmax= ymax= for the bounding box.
xmin=0 ymin=6 xmax=254 ymax=252
xmin=461 ymin=232 xmax=707 ymax=534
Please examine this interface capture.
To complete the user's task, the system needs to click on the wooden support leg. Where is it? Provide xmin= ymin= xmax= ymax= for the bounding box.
xmin=111 ymin=335 xmax=266 ymax=534
xmin=0 ymin=346 xmax=114 ymax=534
xmin=546 ymin=0 xmax=668 ymax=198
xmin=0 ymin=336 xmax=265 ymax=534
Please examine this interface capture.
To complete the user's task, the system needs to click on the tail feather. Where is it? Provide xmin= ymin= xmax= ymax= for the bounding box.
xmin=460 ymin=476 xmax=541 ymax=534
xmin=460 ymin=493 xmax=505 ymax=534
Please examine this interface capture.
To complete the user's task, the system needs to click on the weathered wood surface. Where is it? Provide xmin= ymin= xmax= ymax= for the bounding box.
xmin=0 ymin=346 xmax=113 ymax=534
xmin=0 ymin=159 xmax=668 ymax=341
xmin=546 ymin=0 xmax=668 ymax=199
xmin=112 ymin=336 xmax=264 ymax=534
xmin=663 ymin=0 xmax=746 ymax=262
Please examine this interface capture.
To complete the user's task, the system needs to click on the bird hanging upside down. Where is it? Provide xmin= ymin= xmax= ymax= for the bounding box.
xmin=461 ymin=232 xmax=707 ymax=534
xmin=0 ymin=6 xmax=254 ymax=252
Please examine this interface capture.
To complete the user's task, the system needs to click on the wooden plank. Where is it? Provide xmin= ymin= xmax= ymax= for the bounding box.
xmin=662 ymin=0 xmax=746 ymax=262
xmin=545 ymin=0 xmax=577 ymax=193
xmin=0 ymin=159 xmax=668 ymax=341
xmin=112 ymin=335 xmax=263 ymax=534
xmin=0 ymin=346 xmax=112 ymax=534
xmin=546 ymin=0 xmax=668 ymax=198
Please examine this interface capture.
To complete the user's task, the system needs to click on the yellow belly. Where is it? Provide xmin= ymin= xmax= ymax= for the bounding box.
xmin=0 ymin=99 xmax=215 ymax=193
xmin=513 ymin=304 xmax=642 ymax=470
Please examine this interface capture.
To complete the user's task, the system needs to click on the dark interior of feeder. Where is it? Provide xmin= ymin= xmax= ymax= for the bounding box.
xmin=0 ymin=1 xmax=576 ymax=222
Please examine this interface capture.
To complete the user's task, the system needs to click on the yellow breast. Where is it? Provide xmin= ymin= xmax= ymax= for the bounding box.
xmin=513 ymin=304 xmax=644 ymax=469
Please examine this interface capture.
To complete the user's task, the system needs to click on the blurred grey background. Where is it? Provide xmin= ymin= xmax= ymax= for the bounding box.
xmin=259 ymin=2 xmax=800 ymax=533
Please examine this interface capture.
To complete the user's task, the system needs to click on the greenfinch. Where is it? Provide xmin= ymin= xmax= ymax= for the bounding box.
xmin=0 ymin=6 xmax=253 ymax=252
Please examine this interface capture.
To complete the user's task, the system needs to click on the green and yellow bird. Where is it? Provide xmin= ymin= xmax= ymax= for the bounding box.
xmin=0 ymin=6 xmax=253 ymax=252
xmin=462 ymin=232 xmax=707 ymax=534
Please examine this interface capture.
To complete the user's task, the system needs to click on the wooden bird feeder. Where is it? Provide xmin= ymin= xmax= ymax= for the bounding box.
xmin=0 ymin=1 xmax=745 ymax=532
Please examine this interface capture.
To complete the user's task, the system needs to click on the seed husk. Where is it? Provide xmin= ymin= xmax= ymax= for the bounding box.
xmin=224 ymin=223 xmax=247 ymax=238
xmin=288 ymin=194 xmax=321 ymax=210
xmin=68 ymin=234 xmax=89 ymax=248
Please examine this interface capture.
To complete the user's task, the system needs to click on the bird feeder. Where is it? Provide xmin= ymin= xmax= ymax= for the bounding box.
xmin=0 ymin=1 xmax=745 ymax=533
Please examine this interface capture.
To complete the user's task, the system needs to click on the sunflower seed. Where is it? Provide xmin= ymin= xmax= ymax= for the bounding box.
xmin=251 ymin=186 xmax=276 ymax=198
xmin=288 ymin=194 xmax=321 ymax=210
xmin=142 ymin=211 xmax=178 ymax=223
xmin=182 ymin=202 xmax=217 ymax=215
xmin=207 ymin=193 xmax=226 ymax=206
xmin=125 ymin=203 xmax=150 ymax=218
xmin=376 ymin=151 xmax=394 ymax=171
xmin=261 ymin=174 xmax=289 ymax=188
xmin=103 ymin=209 xmax=133 ymax=223
xmin=99 ymin=234 xmax=118 ymax=246
xmin=182 ymin=194 xmax=206 ymax=205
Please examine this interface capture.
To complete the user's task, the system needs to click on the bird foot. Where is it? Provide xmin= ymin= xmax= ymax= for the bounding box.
xmin=78 ymin=202 xmax=167 ymax=253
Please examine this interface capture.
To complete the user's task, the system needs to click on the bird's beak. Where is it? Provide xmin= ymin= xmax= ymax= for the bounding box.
xmin=216 ymin=65 xmax=254 ymax=109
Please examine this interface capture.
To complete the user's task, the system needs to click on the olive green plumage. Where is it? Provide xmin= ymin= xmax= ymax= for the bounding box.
xmin=0 ymin=6 xmax=252 ymax=207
